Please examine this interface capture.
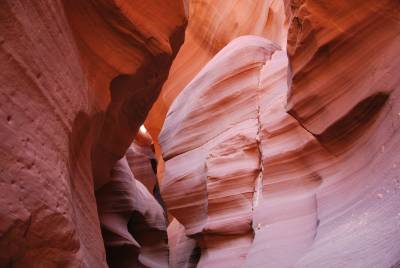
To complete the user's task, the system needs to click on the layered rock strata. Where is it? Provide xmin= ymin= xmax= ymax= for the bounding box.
xmin=0 ymin=1 xmax=106 ymax=266
xmin=2 ymin=0 xmax=400 ymax=267
xmin=286 ymin=0 xmax=400 ymax=267
xmin=160 ymin=36 xmax=295 ymax=267
xmin=160 ymin=29 xmax=400 ymax=267
xmin=145 ymin=0 xmax=288 ymax=178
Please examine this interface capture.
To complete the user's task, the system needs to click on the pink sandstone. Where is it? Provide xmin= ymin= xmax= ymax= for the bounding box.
xmin=1 ymin=0 xmax=400 ymax=267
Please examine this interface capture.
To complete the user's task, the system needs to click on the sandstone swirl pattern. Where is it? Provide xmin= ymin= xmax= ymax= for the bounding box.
xmin=145 ymin=0 xmax=288 ymax=179
xmin=1 ymin=0 xmax=400 ymax=267
xmin=160 ymin=29 xmax=400 ymax=267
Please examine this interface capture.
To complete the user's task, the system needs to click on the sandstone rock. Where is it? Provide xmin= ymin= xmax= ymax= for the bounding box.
xmin=0 ymin=0 xmax=186 ymax=266
xmin=160 ymin=25 xmax=400 ymax=267
xmin=160 ymin=35 xmax=326 ymax=266
xmin=2 ymin=0 xmax=400 ymax=267
xmin=245 ymin=48 xmax=331 ymax=268
xmin=145 ymin=0 xmax=288 ymax=179
xmin=96 ymin=157 xmax=168 ymax=268
xmin=287 ymin=0 xmax=400 ymax=146
xmin=126 ymin=131 xmax=158 ymax=194
xmin=63 ymin=0 xmax=187 ymax=190
xmin=160 ymin=36 xmax=283 ymax=267
xmin=168 ymin=219 xmax=200 ymax=268
xmin=0 ymin=1 xmax=105 ymax=266
xmin=286 ymin=0 xmax=400 ymax=267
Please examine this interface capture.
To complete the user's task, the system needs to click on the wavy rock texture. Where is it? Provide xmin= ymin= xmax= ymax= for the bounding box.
xmin=160 ymin=35 xmax=325 ymax=267
xmin=160 ymin=36 xmax=284 ymax=267
xmin=245 ymin=48 xmax=330 ymax=268
xmin=96 ymin=156 xmax=168 ymax=268
xmin=145 ymin=0 xmax=288 ymax=178
xmin=2 ymin=0 xmax=400 ymax=267
xmin=285 ymin=0 xmax=400 ymax=267
xmin=0 ymin=0 xmax=185 ymax=266
xmin=287 ymin=0 xmax=400 ymax=141
xmin=160 ymin=10 xmax=400 ymax=264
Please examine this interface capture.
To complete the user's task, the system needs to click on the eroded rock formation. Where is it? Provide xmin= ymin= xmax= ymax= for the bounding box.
xmin=96 ymin=154 xmax=168 ymax=268
xmin=145 ymin=0 xmax=289 ymax=178
xmin=63 ymin=0 xmax=187 ymax=190
xmin=0 ymin=0 xmax=185 ymax=266
xmin=160 ymin=35 xmax=319 ymax=267
xmin=285 ymin=0 xmax=400 ymax=267
xmin=126 ymin=130 xmax=158 ymax=194
xmin=159 ymin=0 xmax=400 ymax=267
xmin=1 ymin=0 xmax=400 ymax=267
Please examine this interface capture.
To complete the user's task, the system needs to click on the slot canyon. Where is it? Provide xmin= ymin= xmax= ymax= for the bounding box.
xmin=1 ymin=0 xmax=400 ymax=267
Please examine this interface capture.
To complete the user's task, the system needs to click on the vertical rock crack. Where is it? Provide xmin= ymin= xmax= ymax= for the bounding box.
xmin=252 ymin=61 xmax=266 ymax=215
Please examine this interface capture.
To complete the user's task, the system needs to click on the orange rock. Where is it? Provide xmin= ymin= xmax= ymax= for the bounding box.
xmin=145 ymin=0 xmax=288 ymax=179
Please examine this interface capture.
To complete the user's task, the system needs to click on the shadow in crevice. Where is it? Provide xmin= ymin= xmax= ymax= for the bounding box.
xmin=288 ymin=92 xmax=390 ymax=155
xmin=315 ymin=92 xmax=389 ymax=153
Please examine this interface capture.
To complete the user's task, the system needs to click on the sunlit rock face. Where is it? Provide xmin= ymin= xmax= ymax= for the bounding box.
xmin=159 ymin=0 xmax=400 ymax=266
xmin=145 ymin=0 xmax=288 ymax=178
xmin=1 ymin=0 xmax=400 ymax=267
xmin=0 ymin=0 xmax=185 ymax=267
xmin=126 ymin=130 xmax=158 ymax=194
xmin=160 ymin=35 xmax=320 ymax=267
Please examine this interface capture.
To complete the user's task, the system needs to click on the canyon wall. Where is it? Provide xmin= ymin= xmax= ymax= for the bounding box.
xmin=145 ymin=0 xmax=288 ymax=178
xmin=1 ymin=0 xmax=400 ymax=267
xmin=286 ymin=0 xmax=400 ymax=266
xmin=159 ymin=0 xmax=400 ymax=267
xmin=0 ymin=0 xmax=185 ymax=266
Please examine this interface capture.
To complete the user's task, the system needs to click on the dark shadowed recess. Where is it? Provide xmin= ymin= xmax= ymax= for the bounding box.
xmin=289 ymin=92 xmax=390 ymax=154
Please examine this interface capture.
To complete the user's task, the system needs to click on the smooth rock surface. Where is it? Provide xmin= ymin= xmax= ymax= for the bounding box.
xmin=145 ymin=0 xmax=288 ymax=178
xmin=160 ymin=26 xmax=400 ymax=267
xmin=2 ymin=0 xmax=400 ymax=267
xmin=160 ymin=36 xmax=282 ymax=267
xmin=286 ymin=0 xmax=400 ymax=267
xmin=126 ymin=131 xmax=158 ymax=194
xmin=63 ymin=0 xmax=187 ymax=190
xmin=168 ymin=219 xmax=199 ymax=268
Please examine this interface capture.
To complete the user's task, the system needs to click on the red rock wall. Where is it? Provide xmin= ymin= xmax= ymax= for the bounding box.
xmin=0 ymin=0 xmax=186 ymax=266
xmin=63 ymin=0 xmax=187 ymax=190
xmin=1 ymin=0 xmax=400 ymax=267
xmin=0 ymin=1 xmax=106 ymax=266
